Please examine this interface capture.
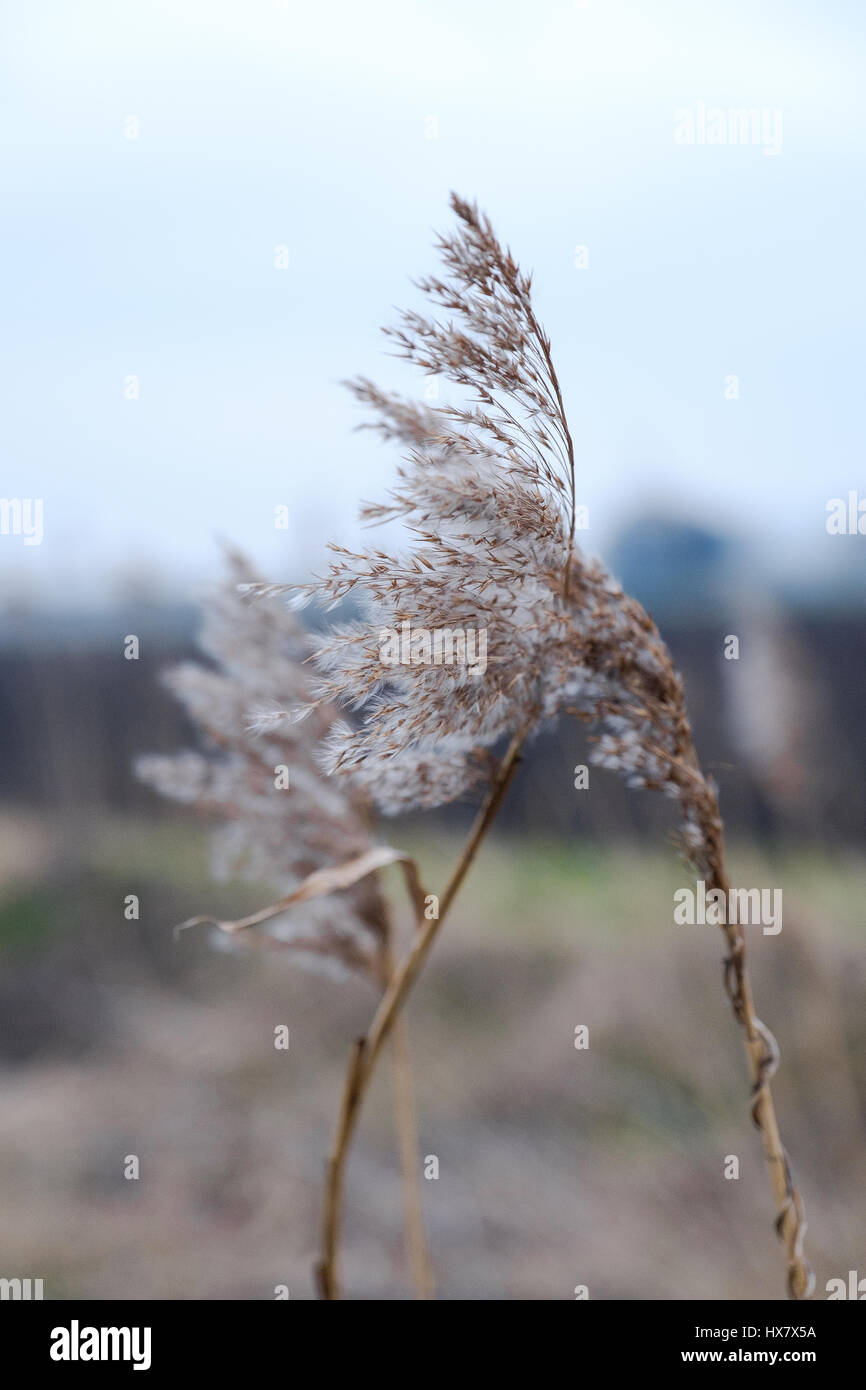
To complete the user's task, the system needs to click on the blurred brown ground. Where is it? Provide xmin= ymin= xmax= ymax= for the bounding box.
xmin=1 ymin=812 xmax=863 ymax=1300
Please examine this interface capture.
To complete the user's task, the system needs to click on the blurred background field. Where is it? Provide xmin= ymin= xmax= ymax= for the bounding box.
xmin=0 ymin=800 xmax=864 ymax=1300
xmin=1 ymin=512 xmax=863 ymax=1302
xmin=3 ymin=0 xmax=865 ymax=1301
xmin=1 ymin=533 xmax=865 ymax=1300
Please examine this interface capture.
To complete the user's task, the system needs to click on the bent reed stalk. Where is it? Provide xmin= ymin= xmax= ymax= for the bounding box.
xmin=143 ymin=198 xmax=814 ymax=1301
xmin=317 ymin=727 xmax=528 ymax=1299
xmin=306 ymin=194 xmax=812 ymax=1301
xmin=317 ymin=725 xmax=812 ymax=1300
xmin=380 ymin=937 xmax=434 ymax=1300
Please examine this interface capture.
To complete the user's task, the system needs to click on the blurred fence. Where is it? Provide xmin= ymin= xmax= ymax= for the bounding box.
xmin=0 ymin=604 xmax=863 ymax=846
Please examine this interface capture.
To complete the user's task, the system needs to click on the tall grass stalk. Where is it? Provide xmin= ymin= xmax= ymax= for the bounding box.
xmin=299 ymin=196 xmax=812 ymax=1300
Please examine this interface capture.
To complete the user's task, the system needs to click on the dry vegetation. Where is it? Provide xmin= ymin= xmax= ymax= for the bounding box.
xmin=135 ymin=196 xmax=819 ymax=1297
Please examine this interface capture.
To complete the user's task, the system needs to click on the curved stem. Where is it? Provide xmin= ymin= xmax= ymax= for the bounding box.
xmin=710 ymin=859 xmax=813 ymax=1298
xmin=315 ymin=980 xmax=433 ymax=1301
xmin=317 ymin=727 xmax=527 ymax=1299
xmin=389 ymin=1009 xmax=434 ymax=1299
xmin=316 ymin=1038 xmax=364 ymax=1300
xmin=317 ymin=720 xmax=811 ymax=1301
xmin=379 ymin=930 xmax=433 ymax=1299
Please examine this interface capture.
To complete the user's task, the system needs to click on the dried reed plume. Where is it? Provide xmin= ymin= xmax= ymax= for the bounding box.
xmin=252 ymin=194 xmax=810 ymax=1299
xmin=142 ymin=197 xmax=812 ymax=1301
xmin=136 ymin=549 xmax=433 ymax=1297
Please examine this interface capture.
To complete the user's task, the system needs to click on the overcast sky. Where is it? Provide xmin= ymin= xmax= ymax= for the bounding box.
xmin=2 ymin=0 xmax=864 ymax=608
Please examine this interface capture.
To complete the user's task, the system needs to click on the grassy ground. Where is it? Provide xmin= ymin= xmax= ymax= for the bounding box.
xmin=0 ymin=810 xmax=863 ymax=1299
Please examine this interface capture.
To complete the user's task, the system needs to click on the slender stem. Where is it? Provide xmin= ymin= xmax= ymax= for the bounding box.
xmin=318 ymin=718 xmax=810 ymax=1301
xmin=316 ymin=964 xmax=434 ymax=1301
xmin=674 ymin=735 xmax=812 ymax=1298
xmin=315 ymin=1038 xmax=364 ymax=1300
xmin=379 ymin=932 xmax=433 ymax=1299
xmin=389 ymin=1009 xmax=434 ymax=1299
xmin=317 ymin=726 xmax=528 ymax=1299
xmin=709 ymin=856 xmax=813 ymax=1298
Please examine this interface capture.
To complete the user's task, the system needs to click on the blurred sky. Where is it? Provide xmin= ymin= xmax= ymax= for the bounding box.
xmin=1 ymin=0 xmax=864 ymax=608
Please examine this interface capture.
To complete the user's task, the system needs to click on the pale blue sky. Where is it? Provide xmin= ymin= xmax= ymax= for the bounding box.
xmin=2 ymin=0 xmax=864 ymax=607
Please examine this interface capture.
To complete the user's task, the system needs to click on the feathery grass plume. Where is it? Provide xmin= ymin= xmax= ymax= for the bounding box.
xmin=136 ymin=549 xmax=396 ymax=979
xmin=296 ymin=194 xmax=812 ymax=1299
xmin=136 ymin=550 xmax=434 ymax=1297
